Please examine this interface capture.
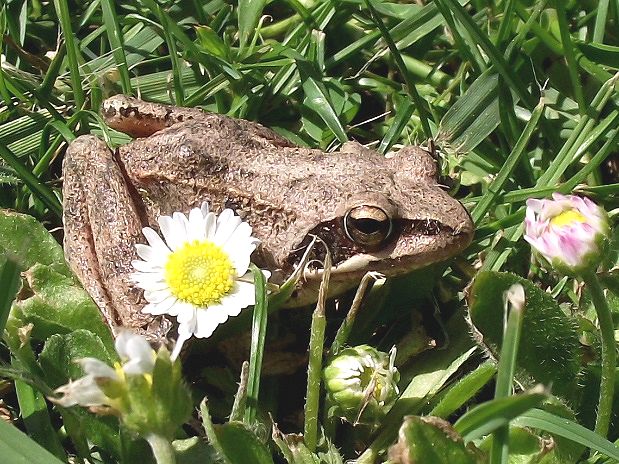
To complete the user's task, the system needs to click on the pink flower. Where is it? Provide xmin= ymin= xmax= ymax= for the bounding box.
xmin=524 ymin=193 xmax=609 ymax=275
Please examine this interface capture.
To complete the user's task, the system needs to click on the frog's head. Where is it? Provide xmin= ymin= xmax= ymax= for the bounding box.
xmin=280 ymin=146 xmax=474 ymax=305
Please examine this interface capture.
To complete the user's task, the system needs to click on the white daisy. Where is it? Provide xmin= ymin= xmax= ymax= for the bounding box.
xmin=52 ymin=331 xmax=156 ymax=408
xmin=131 ymin=202 xmax=262 ymax=357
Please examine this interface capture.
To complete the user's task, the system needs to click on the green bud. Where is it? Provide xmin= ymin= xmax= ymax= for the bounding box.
xmin=323 ymin=345 xmax=399 ymax=424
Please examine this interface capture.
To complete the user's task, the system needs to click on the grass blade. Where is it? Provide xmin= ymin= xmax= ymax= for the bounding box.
xmin=454 ymin=388 xmax=547 ymax=441
xmin=0 ymin=418 xmax=65 ymax=464
xmin=238 ymin=0 xmax=266 ymax=52
xmin=364 ymin=0 xmax=433 ymax=139
xmin=0 ymin=255 xmax=19 ymax=334
xmin=514 ymin=409 xmax=619 ymax=461
xmin=244 ymin=264 xmax=268 ymax=424
xmin=0 ymin=144 xmax=62 ymax=218
xmin=53 ymin=0 xmax=85 ymax=111
xmin=100 ymin=0 xmax=132 ymax=94
xmin=471 ymin=98 xmax=544 ymax=223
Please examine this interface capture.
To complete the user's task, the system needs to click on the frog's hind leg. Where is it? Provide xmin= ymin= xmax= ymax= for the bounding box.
xmin=63 ymin=135 xmax=157 ymax=336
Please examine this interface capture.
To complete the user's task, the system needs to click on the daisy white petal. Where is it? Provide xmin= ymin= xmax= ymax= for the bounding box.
xmin=53 ymin=376 xmax=109 ymax=407
xmin=115 ymin=332 xmax=156 ymax=375
xmin=158 ymin=215 xmax=185 ymax=251
xmin=131 ymin=259 xmax=160 ymax=273
xmin=213 ymin=209 xmax=242 ymax=245
xmin=135 ymin=244 xmax=167 ymax=265
xmin=142 ymin=227 xmax=171 ymax=254
xmin=132 ymin=202 xmax=266 ymax=344
xmin=187 ymin=206 xmax=207 ymax=241
xmin=78 ymin=358 xmax=117 ymax=379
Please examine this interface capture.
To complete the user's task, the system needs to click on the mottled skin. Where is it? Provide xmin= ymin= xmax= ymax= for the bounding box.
xmin=62 ymin=95 xmax=474 ymax=336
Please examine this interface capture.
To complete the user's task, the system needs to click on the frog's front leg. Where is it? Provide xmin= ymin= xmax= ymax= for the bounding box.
xmin=63 ymin=135 xmax=166 ymax=337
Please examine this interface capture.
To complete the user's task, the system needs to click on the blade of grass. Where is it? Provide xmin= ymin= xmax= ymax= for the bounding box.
xmin=454 ymin=388 xmax=547 ymax=442
xmin=0 ymin=256 xmax=19 ymax=334
xmin=495 ymin=0 xmax=515 ymax=46
xmin=53 ymin=0 xmax=85 ymax=111
xmin=364 ymin=0 xmax=433 ymax=139
xmin=100 ymin=0 xmax=132 ymax=94
xmin=471 ymin=98 xmax=544 ymax=223
xmin=490 ymin=285 xmax=526 ymax=464
xmin=593 ymin=0 xmax=611 ymax=43
xmin=433 ymin=0 xmax=485 ymax=74
xmin=0 ymin=144 xmax=62 ymax=218
xmin=554 ymin=0 xmax=586 ymax=113
xmin=297 ymin=62 xmax=348 ymax=143
xmin=0 ymin=417 xmax=65 ymax=464
xmin=14 ymin=379 xmax=66 ymax=460
xmin=238 ymin=0 xmax=266 ymax=53
xmin=429 ymin=362 xmax=497 ymax=419
xmin=378 ymin=100 xmax=414 ymax=154
xmin=244 ymin=264 xmax=268 ymax=424
xmin=438 ymin=0 xmax=535 ymax=110
xmin=514 ymin=409 xmax=619 ymax=460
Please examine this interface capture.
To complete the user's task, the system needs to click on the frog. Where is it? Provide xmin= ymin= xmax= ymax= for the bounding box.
xmin=62 ymin=95 xmax=474 ymax=337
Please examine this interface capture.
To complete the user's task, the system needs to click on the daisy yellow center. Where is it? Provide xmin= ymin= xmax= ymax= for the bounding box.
xmin=550 ymin=209 xmax=586 ymax=227
xmin=164 ymin=240 xmax=235 ymax=307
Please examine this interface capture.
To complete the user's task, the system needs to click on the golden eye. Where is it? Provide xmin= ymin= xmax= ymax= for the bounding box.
xmin=344 ymin=205 xmax=393 ymax=247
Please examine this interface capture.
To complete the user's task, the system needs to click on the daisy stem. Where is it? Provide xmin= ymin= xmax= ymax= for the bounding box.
xmin=145 ymin=433 xmax=176 ymax=464
xmin=582 ymin=270 xmax=616 ymax=438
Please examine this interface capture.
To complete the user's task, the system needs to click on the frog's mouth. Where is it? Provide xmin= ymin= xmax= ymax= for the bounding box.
xmin=284 ymin=217 xmax=473 ymax=280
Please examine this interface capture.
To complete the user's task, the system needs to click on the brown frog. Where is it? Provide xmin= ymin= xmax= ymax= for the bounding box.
xmin=62 ymin=95 xmax=474 ymax=337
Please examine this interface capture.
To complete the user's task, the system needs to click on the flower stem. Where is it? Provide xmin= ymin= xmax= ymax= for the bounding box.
xmin=582 ymin=271 xmax=616 ymax=438
xmin=146 ymin=434 xmax=176 ymax=464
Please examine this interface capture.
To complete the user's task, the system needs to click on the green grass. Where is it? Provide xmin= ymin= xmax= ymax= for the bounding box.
xmin=2 ymin=0 xmax=619 ymax=463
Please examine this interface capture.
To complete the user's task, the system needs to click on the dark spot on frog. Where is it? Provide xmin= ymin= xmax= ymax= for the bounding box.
xmin=101 ymin=105 xmax=117 ymax=119
xmin=119 ymin=105 xmax=142 ymax=119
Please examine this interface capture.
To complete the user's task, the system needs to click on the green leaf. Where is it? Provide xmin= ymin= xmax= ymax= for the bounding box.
xmin=514 ymin=409 xmax=619 ymax=461
xmin=0 ymin=210 xmax=69 ymax=274
xmin=238 ymin=0 xmax=266 ymax=51
xmin=390 ymin=416 xmax=484 ymax=463
xmin=195 ymin=26 xmax=229 ymax=59
xmin=0 ymin=418 xmax=65 ymax=464
xmin=10 ymin=264 xmax=114 ymax=350
xmin=437 ymin=71 xmax=502 ymax=153
xmin=215 ymin=421 xmax=274 ymax=464
xmin=39 ymin=330 xmax=115 ymax=386
xmin=454 ymin=389 xmax=547 ymax=441
xmin=467 ymin=272 xmax=580 ymax=398
xmin=298 ymin=62 xmax=348 ymax=143
xmin=430 ymin=362 xmax=497 ymax=419
xmin=575 ymin=40 xmax=619 ymax=69
xmin=0 ymin=255 xmax=20 ymax=333
xmin=244 ymin=264 xmax=268 ymax=424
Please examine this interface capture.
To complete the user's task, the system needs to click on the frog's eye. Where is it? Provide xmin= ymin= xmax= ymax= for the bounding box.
xmin=344 ymin=205 xmax=393 ymax=247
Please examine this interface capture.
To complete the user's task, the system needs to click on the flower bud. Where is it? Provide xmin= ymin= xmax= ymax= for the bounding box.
xmin=323 ymin=345 xmax=399 ymax=424
xmin=524 ymin=193 xmax=610 ymax=275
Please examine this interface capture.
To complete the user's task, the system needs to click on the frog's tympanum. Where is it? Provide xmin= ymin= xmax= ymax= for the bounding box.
xmin=63 ymin=95 xmax=474 ymax=336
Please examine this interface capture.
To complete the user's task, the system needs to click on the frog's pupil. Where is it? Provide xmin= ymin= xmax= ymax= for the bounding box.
xmin=352 ymin=217 xmax=387 ymax=235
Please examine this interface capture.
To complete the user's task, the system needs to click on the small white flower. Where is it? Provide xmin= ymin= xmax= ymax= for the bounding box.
xmin=131 ymin=202 xmax=264 ymax=356
xmin=52 ymin=332 xmax=156 ymax=408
